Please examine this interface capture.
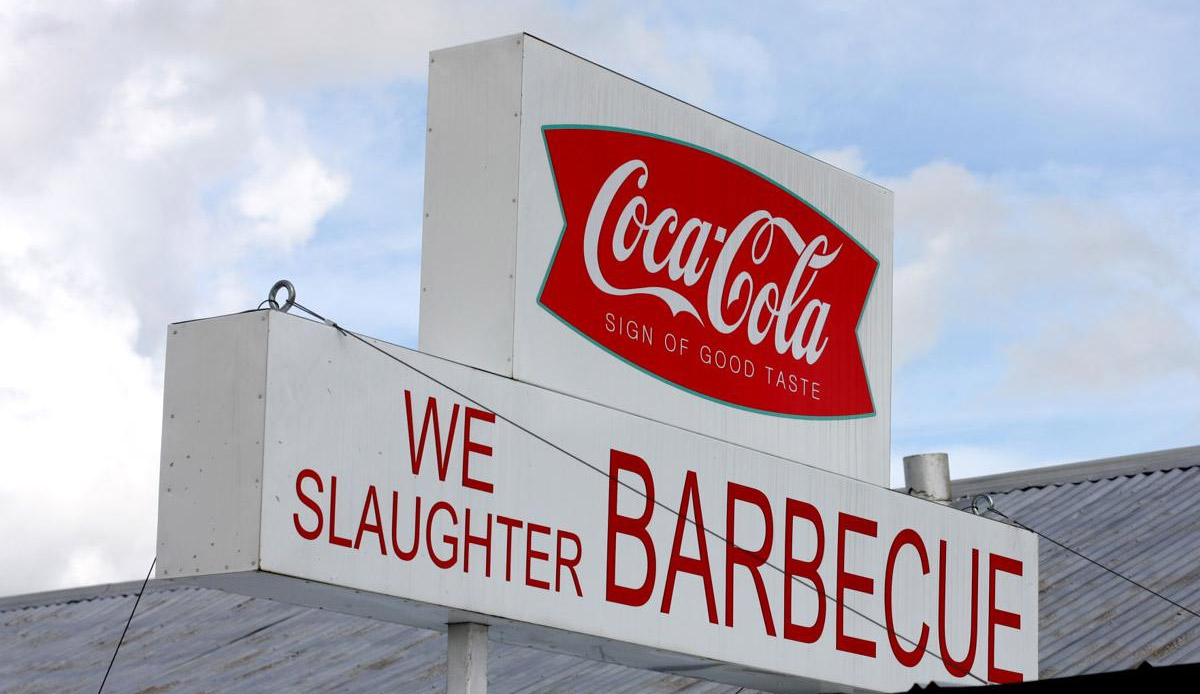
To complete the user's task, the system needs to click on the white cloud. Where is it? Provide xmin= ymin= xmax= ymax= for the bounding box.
xmin=809 ymin=146 xmax=865 ymax=177
xmin=0 ymin=266 xmax=160 ymax=595
xmin=0 ymin=0 xmax=785 ymax=597
xmin=780 ymin=2 xmax=1199 ymax=137
xmin=0 ymin=0 xmax=355 ymax=595
xmin=109 ymin=64 xmax=220 ymax=160
xmin=235 ymin=140 xmax=350 ymax=250
xmin=888 ymin=161 xmax=1006 ymax=367
xmin=892 ymin=233 xmax=952 ymax=367
xmin=594 ymin=18 xmax=775 ymax=128
xmin=887 ymin=159 xmax=1199 ymax=399
xmin=1006 ymin=296 xmax=1200 ymax=394
xmin=3 ymin=0 xmax=1194 ymax=600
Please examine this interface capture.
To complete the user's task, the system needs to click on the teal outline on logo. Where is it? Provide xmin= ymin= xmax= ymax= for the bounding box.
xmin=536 ymin=124 xmax=879 ymax=420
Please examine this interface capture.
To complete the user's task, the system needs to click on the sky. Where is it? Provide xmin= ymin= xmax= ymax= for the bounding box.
xmin=0 ymin=0 xmax=1197 ymax=597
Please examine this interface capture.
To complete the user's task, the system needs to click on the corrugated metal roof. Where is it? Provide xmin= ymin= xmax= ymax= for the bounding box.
xmin=0 ymin=582 xmax=766 ymax=694
xmin=952 ymin=445 xmax=1200 ymax=497
xmin=950 ymin=450 xmax=1200 ymax=679
xmin=4 ymin=447 xmax=1198 ymax=691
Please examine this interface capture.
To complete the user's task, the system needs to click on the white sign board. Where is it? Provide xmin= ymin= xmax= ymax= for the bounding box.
xmin=158 ymin=311 xmax=1036 ymax=692
xmin=419 ymin=35 xmax=893 ymax=486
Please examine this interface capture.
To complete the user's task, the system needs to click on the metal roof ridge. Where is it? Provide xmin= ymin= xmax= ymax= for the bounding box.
xmin=950 ymin=445 xmax=1200 ymax=498
xmin=0 ymin=577 xmax=192 ymax=614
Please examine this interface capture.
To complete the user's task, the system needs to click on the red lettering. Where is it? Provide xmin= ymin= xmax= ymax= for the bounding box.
xmin=427 ymin=501 xmax=458 ymax=569
xmin=463 ymin=508 xmax=492 ymax=577
xmin=328 ymin=475 xmax=354 ymax=548
xmin=988 ymin=554 xmax=1024 ymax=684
xmin=783 ymin=498 xmax=824 ymax=643
xmin=725 ymin=482 xmax=776 ymax=636
xmin=556 ymin=530 xmax=583 ymax=596
xmin=938 ymin=541 xmax=979 ymax=678
xmin=293 ymin=468 xmax=323 ymax=541
xmin=390 ymin=492 xmax=420 ymax=560
xmin=404 ymin=391 xmax=459 ymax=481
xmin=885 ymin=529 xmax=930 ymax=667
xmin=660 ymin=470 xmax=718 ymax=624
xmin=497 ymin=515 xmax=523 ymax=582
xmin=462 ymin=407 xmax=495 ymax=493
xmin=836 ymin=512 xmax=877 ymax=657
xmin=526 ymin=523 xmax=552 ymax=590
xmin=605 ymin=449 xmax=656 ymax=607
xmin=353 ymin=484 xmax=386 ymax=555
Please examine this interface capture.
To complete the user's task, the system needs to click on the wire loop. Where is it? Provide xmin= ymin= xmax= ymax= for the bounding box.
xmin=267 ymin=280 xmax=296 ymax=313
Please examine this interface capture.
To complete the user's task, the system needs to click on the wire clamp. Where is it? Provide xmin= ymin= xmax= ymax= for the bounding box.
xmin=971 ymin=494 xmax=996 ymax=516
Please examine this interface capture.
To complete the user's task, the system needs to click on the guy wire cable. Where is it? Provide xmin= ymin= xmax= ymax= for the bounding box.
xmin=972 ymin=495 xmax=1200 ymax=622
xmin=271 ymin=285 xmax=991 ymax=685
xmin=97 ymin=556 xmax=156 ymax=694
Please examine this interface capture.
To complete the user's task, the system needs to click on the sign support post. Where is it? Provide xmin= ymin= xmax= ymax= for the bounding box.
xmin=447 ymin=623 xmax=488 ymax=694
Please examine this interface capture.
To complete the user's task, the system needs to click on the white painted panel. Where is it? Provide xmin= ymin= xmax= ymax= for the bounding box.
xmin=418 ymin=34 xmax=525 ymax=376
xmin=242 ymin=311 xmax=1030 ymax=692
xmin=417 ymin=35 xmax=892 ymax=486
xmin=157 ymin=312 xmax=268 ymax=578
xmin=510 ymin=36 xmax=893 ymax=485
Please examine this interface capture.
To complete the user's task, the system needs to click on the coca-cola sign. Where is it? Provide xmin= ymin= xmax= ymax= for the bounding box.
xmin=538 ymin=126 xmax=877 ymax=418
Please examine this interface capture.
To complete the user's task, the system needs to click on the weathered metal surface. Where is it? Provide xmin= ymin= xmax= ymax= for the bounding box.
xmin=419 ymin=35 xmax=524 ymax=378
xmin=953 ymin=446 xmax=1200 ymax=498
xmin=157 ymin=312 xmax=268 ymax=580
xmin=418 ymin=33 xmax=893 ymax=486
xmin=0 ymin=582 xmax=767 ymax=694
xmin=953 ymin=454 xmax=1200 ymax=678
xmin=156 ymin=310 xmax=1037 ymax=690
xmin=903 ymin=453 xmax=952 ymax=504
xmin=4 ymin=450 xmax=1193 ymax=691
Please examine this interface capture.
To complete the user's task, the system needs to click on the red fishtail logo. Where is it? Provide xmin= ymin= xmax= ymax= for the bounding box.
xmin=538 ymin=126 xmax=876 ymax=418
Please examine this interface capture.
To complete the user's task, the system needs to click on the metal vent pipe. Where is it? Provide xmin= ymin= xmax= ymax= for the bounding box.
xmin=903 ymin=452 xmax=952 ymax=504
